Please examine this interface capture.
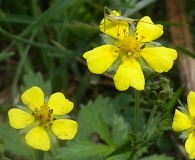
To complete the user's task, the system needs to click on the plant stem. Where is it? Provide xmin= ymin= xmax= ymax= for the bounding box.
xmin=128 ymin=147 xmax=136 ymax=160
xmin=141 ymin=105 xmax=158 ymax=140
xmin=128 ymin=90 xmax=140 ymax=160
xmin=36 ymin=150 xmax=45 ymax=160
xmin=29 ymin=148 xmax=45 ymax=160
xmin=134 ymin=90 xmax=140 ymax=136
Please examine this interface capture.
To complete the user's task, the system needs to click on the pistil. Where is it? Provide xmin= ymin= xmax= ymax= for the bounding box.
xmin=33 ymin=103 xmax=53 ymax=126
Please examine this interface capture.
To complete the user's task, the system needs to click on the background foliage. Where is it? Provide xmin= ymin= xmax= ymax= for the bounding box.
xmin=0 ymin=0 xmax=195 ymax=159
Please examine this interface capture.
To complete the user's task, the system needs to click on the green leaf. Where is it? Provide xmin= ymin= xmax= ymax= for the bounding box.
xmin=0 ymin=52 xmax=14 ymax=62
xmin=76 ymin=96 xmax=118 ymax=141
xmin=0 ymin=122 xmax=28 ymax=158
xmin=140 ymin=154 xmax=174 ymax=160
xmin=74 ymin=74 xmax=89 ymax=104
xmin=112 ymin=115 xmax=129 ymax=146
xmin=17 ymin=0 xmax=75 ymax=38
xmin=0 ymin=136 xmax=3 ymax=158
xmin=78 ymin=96 xmax=114 ymax=145
xmin=1 ymin=0 xmax=75 ymax=55
xmin=0 ymin=135 xmax=10 ymax=160
xmin=113 ymin=93 xmax=133 ymax=110
xmin=104 ymin=136 xmax=133 ymax=159
xmin=158 ymin=113 xmax=172 ymax=132
xmin=123 ymin=107 xmax=145 ymax=131
xmin=165 ymin=86 xmax=184 ymax=113
xmin=176 ymin=45 xmax=195 ymax=59
xmin=142 ymin=113 xmax=162 ymax=139
xmin=57 ymin=141 xmax=113 ymax=160
xmin=125 ymin=0 xmax=157 ymax=16
xmin=0 ymin=27 xmax=72 ymax=56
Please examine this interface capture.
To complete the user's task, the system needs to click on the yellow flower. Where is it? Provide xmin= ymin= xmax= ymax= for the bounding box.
xmin=172 ymin=91 xmax=195 ymax=159
xmin=8 ymin=86 xmax=78 ymax=151
xmin=83 ymin=10 xmax=177 ymax=91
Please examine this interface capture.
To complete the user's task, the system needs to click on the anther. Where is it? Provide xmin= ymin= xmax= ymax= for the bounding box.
xmin=49 ymin=109 xmax=53 ymax=114
xmin=140 ymin=44 xmax=146 ymax=49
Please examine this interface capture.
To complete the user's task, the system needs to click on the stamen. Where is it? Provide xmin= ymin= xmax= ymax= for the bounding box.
xmin=122 ymin=37 xmax=138 ymax=53
xmin=33 ymin=103 xmax=53 ymax=126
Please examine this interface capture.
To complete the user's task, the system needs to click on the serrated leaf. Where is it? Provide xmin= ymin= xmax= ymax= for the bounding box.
xmin=57 ymin=141 xmax=113 ymax=160
xmin=0 ymin=122 xmax=28 ymax=158
xmin=140 ymin=154 xmax=174 ymax=160
xmin=123 ymin=107 xmax=145 ymax=131
xmin=77 ymin=96 xmax=117 ymax=144
xmin=144 ymin=113 xmax=162 ymax=139
xmin=92 ymin=96 xmax=117 ymax=126
xmin=78 ymin=99 xmax=113 ymax=145
xmin=113 ymin=93 xmax=133 ymax=110
xmin=112 ymin=115 xmax=128 ymax=145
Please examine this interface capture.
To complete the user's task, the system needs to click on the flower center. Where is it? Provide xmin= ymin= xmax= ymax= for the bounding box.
xmin=115 ymin=36 xmax=142 ymax=60
xmin=33 ymin=103 xmax=53 ymax=126
xmin=122 ymin=37 xmax=138 ymax=53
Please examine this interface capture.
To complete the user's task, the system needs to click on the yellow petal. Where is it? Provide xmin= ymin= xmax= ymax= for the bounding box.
xmin=25 ymin=126 xmax=50 ymax=151
xmin=141 ymin=47 xmax=177 ymax=73
xmin=136 ymin=16 xmax=163 ymax=42
xmin=83 ymin=45 xmax=119 ymax=74
xmin=51 ymin=119 xmax=78 ymax=140
xmin=100 ymin=10 xmax=129 ymax=40
xmin=188 ymin=91 xmax=195 ymax=117
xmin=21 ymin=86 xmax=44 ymax=111
xmin=48 ymin=93 xmax=73 ymax=115
xmin=113 ymin=59 xmax=145 ymax=91
xmin=172 ymin=109 xmax=191 ymax=132
xmin=8 ymin=108 xmax=34 ymax=129
xmin=185 ymin=133 xmax=195 ymax=159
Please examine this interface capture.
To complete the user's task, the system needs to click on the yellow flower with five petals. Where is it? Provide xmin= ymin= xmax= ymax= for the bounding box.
xmin=172 ymin=91 xmax=195 ymax=159
xmin=8 ymin=86 xmax=78 ymax=151
xmin=83 ymin=10 xmax=177 ymax=91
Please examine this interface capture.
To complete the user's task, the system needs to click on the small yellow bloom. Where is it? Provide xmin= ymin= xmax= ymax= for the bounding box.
xmin=8 ymin=86 xmax=78 ymax=151
xmin=83 ymin=10 xmax=177 ymax=91
xmin=172 ymin=91 xmax=195 ymax=159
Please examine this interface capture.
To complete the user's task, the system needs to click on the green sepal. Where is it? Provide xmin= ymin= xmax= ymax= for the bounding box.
xmin=106 ymin=55 xmax=122 ymax=74
xmin=178 ymin=100 xmax=189 ymax=116
xmin=128 ymin=23 xmax=136 ymax=36
xmin=145 ymin=41 xmax=162 ymax=48
xmin=100 ymin=33 xmax=116 ymax=45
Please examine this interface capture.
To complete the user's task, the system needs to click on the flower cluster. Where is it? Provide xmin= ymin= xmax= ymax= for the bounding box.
xmin=83 ymin=10 xmax=177 ymax=91
xmin=172 ymin=91 xmax=195 ymax=159
xmin=8 ymin=86 xmax=78 ymax=151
